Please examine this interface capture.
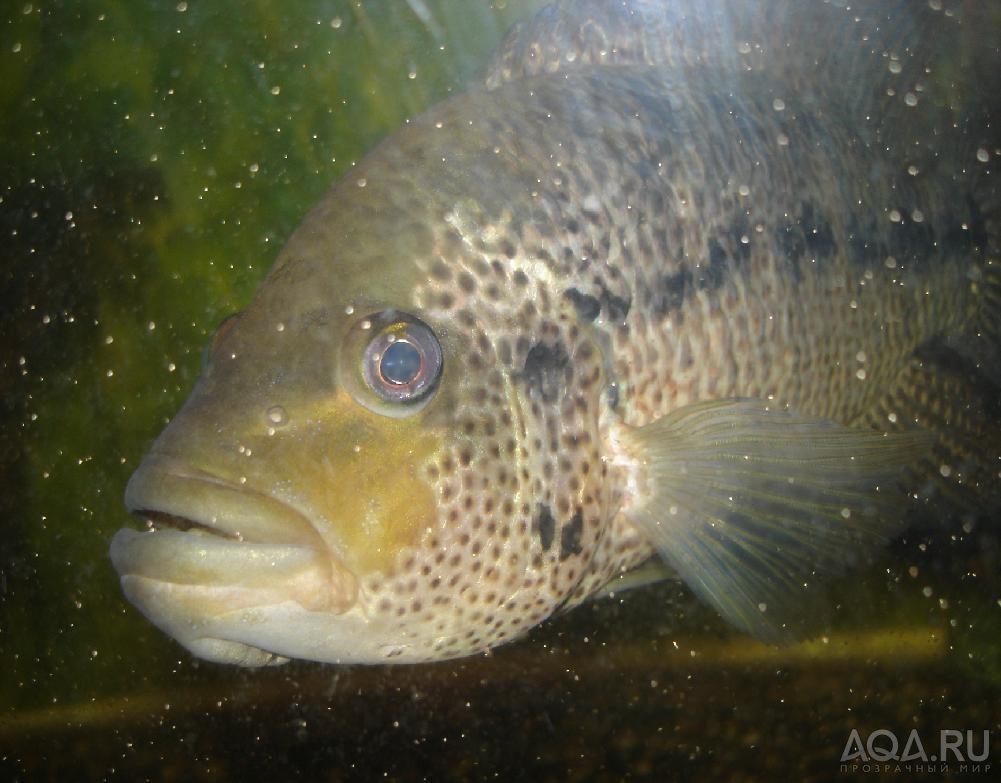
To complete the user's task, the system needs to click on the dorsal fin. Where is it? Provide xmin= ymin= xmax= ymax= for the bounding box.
xmin=485 ymin=0 xmax=745 ymax=90
xmin=482 ymin=0 xmax=992 ymax=167
xmin=485 ymin=0 xmax=955 ymax=84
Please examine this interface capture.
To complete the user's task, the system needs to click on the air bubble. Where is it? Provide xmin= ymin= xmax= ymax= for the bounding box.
xmin=266 ymin=405 xmax=288 ymax=426
xmin=772 ymin=98 xmax=785 ymax=111
xmin=976 ymin=148 xmax=990 ymax=163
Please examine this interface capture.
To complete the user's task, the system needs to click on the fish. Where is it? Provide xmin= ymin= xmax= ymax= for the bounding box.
xmin=110 ymin=0 xmax=1001 ymax=666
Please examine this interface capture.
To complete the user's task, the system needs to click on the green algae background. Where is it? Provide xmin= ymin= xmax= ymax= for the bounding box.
xmin=1 ymin=1 xmax=1000 ymax=780
xmin=0 ymin=0 xmax=544 ymax=711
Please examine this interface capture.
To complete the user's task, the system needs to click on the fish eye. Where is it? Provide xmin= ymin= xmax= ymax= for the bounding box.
xmin=361 ymin=315 xmax=442 ymax=404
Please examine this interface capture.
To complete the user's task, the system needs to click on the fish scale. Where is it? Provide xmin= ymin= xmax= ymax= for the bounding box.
xmin=111 ymin=0 xmax=1000 ymax=665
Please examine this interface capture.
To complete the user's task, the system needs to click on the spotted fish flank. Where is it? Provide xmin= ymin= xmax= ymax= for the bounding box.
xmin=110 ymin=0 xmax=1000 ymax=666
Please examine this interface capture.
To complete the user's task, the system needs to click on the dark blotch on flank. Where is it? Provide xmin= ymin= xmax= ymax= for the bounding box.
xmin=563 ymin=288 xmax=601 ymax=322
xmin=597 ymin=282 xmax=631 ymax=321
xmin=653 ymin=267 xmax=692 ymax=317
xmin=700 ymin=239 xmax=728 ymax=289
xmin=534 ymin=504 xmax=555 ymax=552
xmin=559 ymin=510 xmax=584 ymax=560
xmin=886 ymin=216 xmax=935 ymax=268
xmin=801 ymin=201 xmax=837 ymax=259
xmin=519 ymin=340 xmax=570 ymax=402
xmin=941 ymin=196 xmax=988 ymax=257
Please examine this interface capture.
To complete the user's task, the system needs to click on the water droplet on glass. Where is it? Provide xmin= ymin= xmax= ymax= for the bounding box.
xmin=771 ymin=98 xmax=785 ymax=111
xmin=776 ymin=133 xmax=789 ymax=147
xmin=904 ymin=92 xmax=918 ymax=107
xmin=888 ymin=60 xmax=902 ymax=74
xmin=330 ymin=16 xmax=342 ymax=29
xmin=266 ymin=405 xmax=288 ymax=426
xmin=976 ymin=148 xmax=990 ymax=163
xmin=888 ymin=209 xmax=902 ymax=223
xmin=911 ymin=209 xmax=924 ymax=223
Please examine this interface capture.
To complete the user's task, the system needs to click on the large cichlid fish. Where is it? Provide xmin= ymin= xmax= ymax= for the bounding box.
xmin=111 ymin=0 xmax=1000 ymax=665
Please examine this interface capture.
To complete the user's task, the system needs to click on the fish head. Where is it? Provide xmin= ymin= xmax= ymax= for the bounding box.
xmin=111 ymin=91 xmax=625 ymax=665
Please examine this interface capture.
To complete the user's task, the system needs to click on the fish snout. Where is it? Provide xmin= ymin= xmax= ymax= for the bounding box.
xmin=111 ymin=457 xmax=358 ymax=665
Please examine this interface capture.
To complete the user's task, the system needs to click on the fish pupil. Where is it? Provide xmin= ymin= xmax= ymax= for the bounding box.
xmin=380 ymin=340 xmax=422 ymax=385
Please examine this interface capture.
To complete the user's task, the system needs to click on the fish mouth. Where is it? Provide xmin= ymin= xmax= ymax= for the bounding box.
xmin=111 ymin=456 xmax=358 ymax=666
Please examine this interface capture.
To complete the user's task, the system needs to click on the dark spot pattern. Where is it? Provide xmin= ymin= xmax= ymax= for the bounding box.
xmin=887 ymin=215 xmax=935 ymax=267
xmin=700 ymin=240 xmax=728 ymax=290
xmin=597 ymin=282 xmax=631 ymax=321
xmin=936 ymin=195 xmax=991 ymax=262
xmin=534 ymin=504 xmax=555 ymax=551
xmin=800 ymin=202 xmax=837 ymax=260
xmin=653 ymin=267 xmax=692 ymax=316
xmin=563 ymin=287 xmax=601 ymax=321
xmin=519 ymin=340 xmax=570 ymax=402
xmin=559 ymin=510 xmax=584 ymax=560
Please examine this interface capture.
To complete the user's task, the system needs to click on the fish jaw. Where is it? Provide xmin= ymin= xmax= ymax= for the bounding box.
xmin=112 ymin=457 xmax=361 ymax=665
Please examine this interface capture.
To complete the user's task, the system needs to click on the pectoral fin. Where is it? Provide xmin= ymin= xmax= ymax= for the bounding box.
xmin=623 ymin=399 xmax=932 ymax=642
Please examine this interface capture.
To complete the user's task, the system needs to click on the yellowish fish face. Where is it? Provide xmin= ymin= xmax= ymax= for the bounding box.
xmin=110 ymin=100 xmax=631 ymax=665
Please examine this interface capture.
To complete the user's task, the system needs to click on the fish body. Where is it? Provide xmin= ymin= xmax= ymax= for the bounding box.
xmin=111 ymin=0 xmax=1000 ymax=665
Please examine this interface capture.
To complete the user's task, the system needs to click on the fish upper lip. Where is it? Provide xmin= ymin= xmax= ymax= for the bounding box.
xmin=123 ymin=455 xmax=325 ymax=549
